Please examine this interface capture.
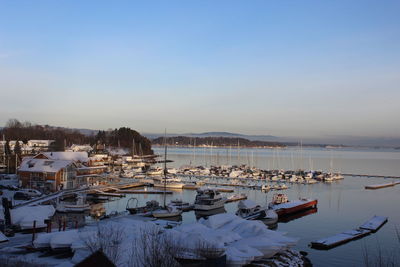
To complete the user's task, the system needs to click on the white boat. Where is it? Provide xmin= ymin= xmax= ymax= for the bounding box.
xmin=236 ymin=199 xmax=278 ymax=223
xmin=153 ymin=177 xmax=185 ymax=189
xmin=152 ymin=206 xmax=182 ymax=218
xmin=261 ymin=184 xmax=271 ymax=191
xmin=56 ymin=194 xmax=90 ymax=213
xmin=194 ymin=188 xmax=227 ymax=211
xmin=147 ymin=167 xmax=164 ymax=176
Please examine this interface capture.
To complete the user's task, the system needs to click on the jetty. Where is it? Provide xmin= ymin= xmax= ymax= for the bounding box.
xmin=365 ymin=182 xmax=400 ymax=190
xmin=311 ymin=215 xmax=388 ymax=249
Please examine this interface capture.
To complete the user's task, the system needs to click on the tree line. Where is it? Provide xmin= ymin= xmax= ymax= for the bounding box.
xmin=152 ymin=136 xmax=286 ymax=148
xmin=0 ymin=119 xmax=153 ymax=155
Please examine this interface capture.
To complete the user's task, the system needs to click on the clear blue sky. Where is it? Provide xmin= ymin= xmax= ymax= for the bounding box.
xmin=0 ymin=0 xmax=399 ymax=138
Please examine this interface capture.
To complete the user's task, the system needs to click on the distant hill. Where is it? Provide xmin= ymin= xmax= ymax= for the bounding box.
xmin=144 ymin=131 xmax=279 ymax=142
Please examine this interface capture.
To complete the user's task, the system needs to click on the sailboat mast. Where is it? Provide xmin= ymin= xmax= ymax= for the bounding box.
xmin=163 ymin=130 xmax=167 ymax=207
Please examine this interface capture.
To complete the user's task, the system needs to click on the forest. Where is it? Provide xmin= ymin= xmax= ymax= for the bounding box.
xmin=0 ymin=119 xmax=153 ymax=155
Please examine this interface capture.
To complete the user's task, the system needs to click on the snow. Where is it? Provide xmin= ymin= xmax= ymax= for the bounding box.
xmin=39 ymin=152 xmax=89 ymax=163
xmin=0 ymin=231 xmax=8 ymax=243
xmin=11 ymin=205 xmax=55 ymax=229
xmin=360 ymin=215 xmax=388 ymax=231
xmin=50 ymin=229 xmax=80 ymax=249
xmin=18 ymin=158 xmax=74 ymax=173
xmin=2 ymin=213 xmax=299 ymax=266
xmin=237 ymin=199 xmax=258 ymax=209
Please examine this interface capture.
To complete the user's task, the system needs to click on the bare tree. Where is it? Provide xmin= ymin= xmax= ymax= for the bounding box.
xmin=83 ymin=224 xmax=124 ymax=266
xmin=129 ymin=227 xmax=181 ymax=267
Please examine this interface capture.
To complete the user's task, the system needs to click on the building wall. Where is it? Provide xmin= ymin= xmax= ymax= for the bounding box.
xmin=18 ymin=165 xmax=77 ymax=192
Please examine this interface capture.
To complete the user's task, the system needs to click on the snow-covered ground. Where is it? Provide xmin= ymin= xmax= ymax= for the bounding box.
xmin=0 ymin=213 xmax=307 ymax=267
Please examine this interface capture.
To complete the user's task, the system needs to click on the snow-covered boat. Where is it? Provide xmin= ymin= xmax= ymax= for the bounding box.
xmin=194 ymin=188 xmax=227 ymax=211
xmin=236 ymin=199 xmax=278 ymax=223
xmin=56 ymin=194 xmax=90 ymax=213
xmin=268 ymin=193 xmax=318 ymax=217
xmin=152 ymin=206 xmax=182 ymax=218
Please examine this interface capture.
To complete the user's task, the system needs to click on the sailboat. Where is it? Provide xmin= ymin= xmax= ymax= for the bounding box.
xmin=152 ymin=131 xmax=183 ymax=219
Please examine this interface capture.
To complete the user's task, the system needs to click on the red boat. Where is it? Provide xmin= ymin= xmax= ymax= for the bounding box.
xmin=268 ymin=194 xmax=318 ymax=217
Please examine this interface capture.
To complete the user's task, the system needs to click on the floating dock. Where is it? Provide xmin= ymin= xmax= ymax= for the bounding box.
xmin=359 ymin=215 xmax=388 ymax=232
xmin=311 ymin=229 xmax=371 ymax=249
xmin=311 ymin=215 xmax=388 ymax=249
xmin=365 ymin=182 xmax=400 ymax=190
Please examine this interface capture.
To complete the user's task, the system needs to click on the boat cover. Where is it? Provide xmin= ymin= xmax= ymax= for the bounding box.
xmin=238 ymin=199 xmax=258 ymax=210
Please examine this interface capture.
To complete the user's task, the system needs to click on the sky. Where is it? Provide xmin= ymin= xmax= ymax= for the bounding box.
xmin=0 ymin=0 xmax=399 ymax=138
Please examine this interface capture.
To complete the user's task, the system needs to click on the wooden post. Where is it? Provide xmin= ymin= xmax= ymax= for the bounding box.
xmin=32 ymin=220 xmax=36 ymax=244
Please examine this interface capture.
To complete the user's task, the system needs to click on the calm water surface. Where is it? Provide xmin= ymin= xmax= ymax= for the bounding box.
xmin=103 ymin=147 xmax=400 ymax=267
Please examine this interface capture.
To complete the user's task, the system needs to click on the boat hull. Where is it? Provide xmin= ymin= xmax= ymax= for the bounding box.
xmin=194 ymin=199 xmax=226 ymax=211
xmin=273 ymin=199 xmax=318 ymax=217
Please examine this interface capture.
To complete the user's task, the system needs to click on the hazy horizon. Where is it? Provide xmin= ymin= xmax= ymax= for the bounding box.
xmin=1 ymin=1 xmax=399 ymax=138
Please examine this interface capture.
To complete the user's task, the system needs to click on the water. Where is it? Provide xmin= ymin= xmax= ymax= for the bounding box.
xmin=104 ymin=146 xmax=400 ymax=267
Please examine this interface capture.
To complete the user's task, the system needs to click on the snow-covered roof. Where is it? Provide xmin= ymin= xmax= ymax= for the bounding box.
xmin=19 ymin=158 xmax=75 ymax=173
xmin=38 ymin=152 xmax=89 ymax=163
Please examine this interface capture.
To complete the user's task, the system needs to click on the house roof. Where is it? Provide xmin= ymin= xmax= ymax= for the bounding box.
xmin=36 ymin=152 xmax=89 ymax=163
xmin=19 ymin=158 xmax=75 ymax=173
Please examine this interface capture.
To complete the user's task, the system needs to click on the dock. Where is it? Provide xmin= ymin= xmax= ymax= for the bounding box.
xmin=311 ymin=229 xmax=371 ymax=249
xmin=359 ymin=215 xmax=388 ymax=232
xmin=117 ymin=189 xmax=173 ymax=194
xmin=311 ymin=215 xmax=388 ymax=249
xmin=365 ymin=182 xmax=400 ymax=190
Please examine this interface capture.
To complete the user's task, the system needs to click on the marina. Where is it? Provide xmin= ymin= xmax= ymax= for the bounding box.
xmin=1 ymin=146 xmax=400 ymax=267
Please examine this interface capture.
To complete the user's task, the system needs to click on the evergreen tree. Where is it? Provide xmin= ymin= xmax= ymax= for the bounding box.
xmin=14 ymin=140 xmax=22 ymax=156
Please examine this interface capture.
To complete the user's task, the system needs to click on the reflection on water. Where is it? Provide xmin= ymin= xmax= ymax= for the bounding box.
xmin=278 ymin=207 xmax=318 ymax=223
xmin=195 ymin=207 xmax=226 ymax=220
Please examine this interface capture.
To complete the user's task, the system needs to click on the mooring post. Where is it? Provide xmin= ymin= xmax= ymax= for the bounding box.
xmin=32 ymin=220 xmax=36 ymax=244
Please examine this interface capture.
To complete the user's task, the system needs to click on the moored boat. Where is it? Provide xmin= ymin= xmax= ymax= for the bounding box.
xmin=236 ymin=199 xmax=278 ymax=223
xmin=268 ymin=193 xmax=317 ymax=217
xmin=194 ymin=188 xmax=227 ymax=211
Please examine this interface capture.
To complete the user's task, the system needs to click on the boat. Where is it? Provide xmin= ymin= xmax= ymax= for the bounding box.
xmin=152 ymin=132 xmax=184 ymax=219
xmin=147 ymin=167 xmax=164 ymax=176
xmin=268 ymin=193 xmax=318 ymax=217
xmin=152 ymin=206 xmax=182 ymax=218
xmin=236 ymin=199 xmax=278 ymax=223
xmin=126 ymin=198 xmax=161 ymax=215
xmin=261 ymin=184 xmax=271 ymax=191
xmin=194 ymin=188 xmax=227 ymax=211
xmin=56 ymin=194 xmax=90 ymax=213
xmin=153 ymin=176 xmax=185 ymax=189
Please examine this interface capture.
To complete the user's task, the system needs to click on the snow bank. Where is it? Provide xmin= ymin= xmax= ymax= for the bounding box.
xmin=11 ymin=205 xmax=55 ymax=229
